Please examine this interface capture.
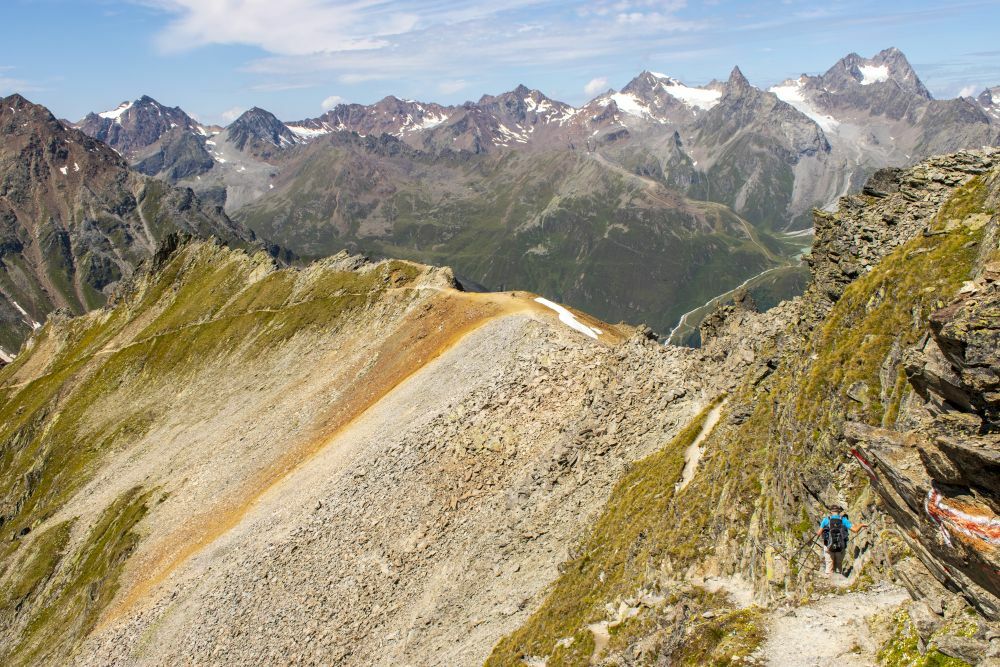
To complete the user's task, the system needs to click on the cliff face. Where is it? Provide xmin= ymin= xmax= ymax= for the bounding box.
xmin=847 ymin=260 xmax=1000 ymax=620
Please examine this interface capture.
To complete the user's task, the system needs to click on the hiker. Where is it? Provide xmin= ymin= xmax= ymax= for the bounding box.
xmin=816 ymin=505 xmax=867 ymax=576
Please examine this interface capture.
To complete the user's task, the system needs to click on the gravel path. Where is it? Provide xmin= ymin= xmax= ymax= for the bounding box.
xmin=762 ymin=585 xmax=909 ymax=666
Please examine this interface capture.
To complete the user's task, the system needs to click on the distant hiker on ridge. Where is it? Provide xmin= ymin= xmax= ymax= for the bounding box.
xmin=817 ymin=505 xmax=867 ymax=576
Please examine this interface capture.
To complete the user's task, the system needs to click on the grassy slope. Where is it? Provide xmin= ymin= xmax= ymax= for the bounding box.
xmin=486 ymin=176 xmax=994 ymax=665
xmin=0 ymin=242 xmax=423 ymax=664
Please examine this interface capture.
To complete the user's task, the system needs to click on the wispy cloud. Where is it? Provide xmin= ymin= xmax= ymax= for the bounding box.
xmin=220 ymin=106 xmax=245 ymax=122
xmin=129 ymin=0 xmax=1000 ymax=107
xmin=438 ymin=80 xmax=468 ymax=94
xmin=583 ymin=76 xmax=608 ymax=96
xmin=137 ymin=0 xmax=703 ymax=98
xmin=321 ymin=94 xmax=343 ymax=110
xmin=0 ymin=66 xmax=43 ymax=94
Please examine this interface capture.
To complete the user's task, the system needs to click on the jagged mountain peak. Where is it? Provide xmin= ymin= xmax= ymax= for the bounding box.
xmin=978 ymin=85 xmax=1000 ymax=106
xmin=226 ymin=106 xmax=298 ymax=151
xmin=976 ymin=85 xmax=1000 ymax=121
xmin=822 ymin=47 xmax=931 ymax=98
xmin=721 ymin=65 xmax=754 ymax=98
xmin=76 ymin=94 xmax=205 ymax=159
xmin=4 ymin=92 xmax=60 ymax=122
xmin=0 ymin=94 xmax=258 ymax=351
xmin=614 ymin=71 xmax=723 ymax=115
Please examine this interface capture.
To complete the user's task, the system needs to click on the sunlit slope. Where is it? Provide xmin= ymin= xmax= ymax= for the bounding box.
xmin=0 ymin=238 xmax=712 ymax=665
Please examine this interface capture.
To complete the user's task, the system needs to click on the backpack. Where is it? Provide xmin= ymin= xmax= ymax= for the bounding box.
xmin=823 ymin=516 xmax=849 ymax=552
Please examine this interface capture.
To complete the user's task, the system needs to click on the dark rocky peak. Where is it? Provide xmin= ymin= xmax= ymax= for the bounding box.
xmin=226 ymin=107 xmax=298 ymax=151
xmin=75 ymin=95 xmax=204 ymax=158
xmin=821 ymin=47 xmax=931 ymax=99
xmin=724 ymin=66 xmax=753 ymax=96
xmin=622 ymin=71 xmax=671 ymax=98
xmin=3 ymin=93 xmax=57 ymax=123
xmin=1 ymin=93 xmax=125 ymax=170
xmin=474 ymin=85 xmax=571 ymax=124
xmin=977 ymin=86 xmax=1000 ymax=108
xmin=293 ymin=96 xmax=455 ymax=139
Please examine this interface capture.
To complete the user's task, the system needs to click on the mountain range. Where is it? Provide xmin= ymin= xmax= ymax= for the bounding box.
xmin=60 ymin=48 xmax=997 ymax=343
xmin=2 ymin=36 xmax=1000 ymax=667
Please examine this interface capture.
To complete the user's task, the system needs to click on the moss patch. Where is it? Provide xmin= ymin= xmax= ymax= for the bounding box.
xmin=877 ymin=609 xmax=972 ymax=667
xmin=672 ymin=607 xmax=766 ymax=666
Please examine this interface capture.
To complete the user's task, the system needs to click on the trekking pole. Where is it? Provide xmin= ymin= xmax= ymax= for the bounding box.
xmin=788 ymin=534 xmax=819 ymax=569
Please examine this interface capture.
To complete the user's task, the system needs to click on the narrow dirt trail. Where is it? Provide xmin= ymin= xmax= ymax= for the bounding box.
xmin=677 ymin=399 xmax=727 ymax=491
xmin=761 ymin=584 xmax=908 ymax=666
xmin=588 ymin=622 xmax=610 ymax=664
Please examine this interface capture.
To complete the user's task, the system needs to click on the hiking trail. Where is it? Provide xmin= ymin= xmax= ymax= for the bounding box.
xmin=760 ymin=584 xmax=908 ymax=666
xmin=676 ymin=399 xmax=727 ymax=491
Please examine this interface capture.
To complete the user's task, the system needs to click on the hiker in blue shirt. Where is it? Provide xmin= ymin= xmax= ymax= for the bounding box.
xmin=816 ymin=505 xmax=867 ymax=575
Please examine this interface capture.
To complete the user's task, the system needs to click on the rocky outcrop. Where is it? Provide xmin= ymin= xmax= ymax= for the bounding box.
xmin=809 ymin=151 xmax=996 ymax=302
xmin=486 ymin=147 xmax=1000 ymax=663
xmin=75 ymin=95 xmax=204 ymax=160
xmin=847 ymin=275 xmax=1000 ymax=619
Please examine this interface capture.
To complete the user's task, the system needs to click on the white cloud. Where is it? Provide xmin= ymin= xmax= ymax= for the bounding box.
xmin=438 ymin=80 xmax=468 ymax=94
xmin=144 ymin=0 xmax=416 ymax=55
xmin=249 ymin=81 xmax=315 ymax=92
xmin=584 ymin=76 xmax=608 ymax=96
xmin=220 ymin=106 xmax=245 ymax=123
xmin=139 ymin=0 xmax=708 ymax=105
xmin=0 ymin=65 xmax=43 ymax=94
xmin=321 ymin=95 xmax=343 ymax=111
xmin=958 ymin=84 xmax=978 ymax=97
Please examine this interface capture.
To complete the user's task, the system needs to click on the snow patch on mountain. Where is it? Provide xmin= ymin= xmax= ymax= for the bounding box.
xmin=858 ymin=64 xmax=890 ymax=85
xmin=770 ymin=79 xmax=840 ymax=132
xmin=399 ymin=112 xmax=449 ymax=134
xmin=287 ymin=124 xmax=332 ymax=140
xmin=534 ymin=297 xmax=601 ymax=339
xmin=12 ymin=300 xmax=41 ymax=330
xmin=99 ymin=101 xmax=133 ymax=122
xmin=650 ymin=73 xmax=722 ymax=111
xmin=604 ymin=93 xmax=653 ymax=118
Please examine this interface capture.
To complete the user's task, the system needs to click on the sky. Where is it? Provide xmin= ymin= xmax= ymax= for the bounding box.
xmin=3 ymin=0 xmax=1000 ymax=125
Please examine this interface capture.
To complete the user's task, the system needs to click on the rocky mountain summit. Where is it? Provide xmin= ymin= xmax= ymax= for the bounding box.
xmin=0 ymin=94 xmax=260 ymax=359
xmin=76 ymin=49 xmax=999 ymax=230
xmin=75 ymin=95 xmax=209 ymax=160
xmin=225 ymin=107 xmax=301 ymax=156
xmin=1 ymin=147 xmax=999 ymax=665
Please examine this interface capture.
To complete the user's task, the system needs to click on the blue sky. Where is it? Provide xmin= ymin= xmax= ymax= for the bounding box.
xmin=3 ymin=0 xmax=1000 ymax=124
